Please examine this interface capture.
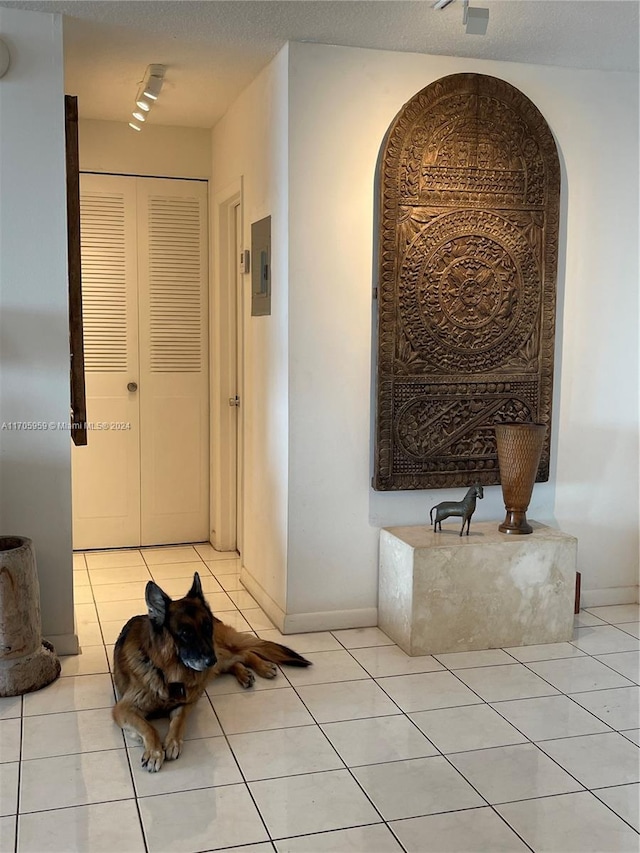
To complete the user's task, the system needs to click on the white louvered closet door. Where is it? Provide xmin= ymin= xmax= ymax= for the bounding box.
xmin=72 ymin=175 xmax=141 ymax=549
xmin=137 ymin=179 xmax=209 ymax=545
xmin=72 ymin=174 xmax=209 ymax=549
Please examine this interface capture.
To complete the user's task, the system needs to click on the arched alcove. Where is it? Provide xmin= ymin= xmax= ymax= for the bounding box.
xmin=374 ymin=73 xmax=560 ymax=491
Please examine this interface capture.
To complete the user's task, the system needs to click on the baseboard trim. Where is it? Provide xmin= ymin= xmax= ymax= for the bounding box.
xmin=239 ymin=568 xmax=286 ymax=633
xmin=45 ymin=633 xmax=80 ymax=656
xmin=237 ymin=568 xmax=379 ymax=635
xmin=581 ymin=586 xmax=639 ymax=608
xmin=283 ymin=607 xmax=378 ymax=635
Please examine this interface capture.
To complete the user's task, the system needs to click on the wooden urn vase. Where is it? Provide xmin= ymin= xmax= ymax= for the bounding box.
xmin=0 ymin=536 xmax=61 ymax=696
xmin=494 ymin=424 xmax=546 ymax=535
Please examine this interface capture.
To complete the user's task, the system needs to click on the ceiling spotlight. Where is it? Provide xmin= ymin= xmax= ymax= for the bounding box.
xmin=129 ymin=64 xmax=166 ymax=131
xmin=135 ymin=94 xmax=151 ymax=111
xmin=433 ymin=0 xmax=489 ymax=34
xmin=463 ymin=0 xmax=489 ymax=34
xmin=142 ymin=63 xmax=165 ymax=100
xmin=143 ymin=81 xmax=161 ymax=100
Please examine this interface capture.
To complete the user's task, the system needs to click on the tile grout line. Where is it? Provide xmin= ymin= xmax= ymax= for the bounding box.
xmin=75 ymin=559 xmax=150 ymax=849
xmin=13 ymin=695 xmax=23 ymax=853
xmin=121 ymin=549 xmax=263 ymax=850
xmin=361 ymin=669 xmax=519 ymax=831
xmin=590 ymin=784 xmax=640 ymax=836
xmin=488 ymin=805 xmax=536 ymax=853
xmin=331 ymin=623 xmax=638 ymax=842
xmin=17 ymin=557 xmax=639 ymax=850
xmin=481 ymin=651 xmax=640 ymax=831
xmin=488 ymin=698 xmax=616 ymax=744
xmin=280 ymin=641 xmax=550 ymax=850
xmin=280 ymin=672 xmax=407 ymax=845
xmin=495 ymin=649 xmax=637 ymax=699
xmin=121 ymin=719 xmax=151 ymax=853
xmin=200 ymin=691 xmax=279 ymax=847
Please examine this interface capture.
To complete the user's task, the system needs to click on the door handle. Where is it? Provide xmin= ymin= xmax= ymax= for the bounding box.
xmin=228 ymin=395 xmax=240 ymax=407
xmin=127 ymin=382 xmax=138 ymax=392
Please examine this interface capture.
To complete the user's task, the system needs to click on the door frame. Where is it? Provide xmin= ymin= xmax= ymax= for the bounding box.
xmin=72 ymin=173 xmax=210 ymax=550
xmin=210 ymin=178 xmax=244 ymax=552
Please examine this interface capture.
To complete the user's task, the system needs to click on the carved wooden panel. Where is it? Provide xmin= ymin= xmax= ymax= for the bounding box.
xmin=65 ymin=95 xmax=87 ymax=447
xmin=374 ymin=73 xmax=560 ymax=490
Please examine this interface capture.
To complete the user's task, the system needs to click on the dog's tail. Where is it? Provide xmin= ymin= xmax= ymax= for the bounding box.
xmin=429 ymin=506 xmax=434 ymax=523
xmin=248 ymin=638 xmax=311 ymax=667
xmin=214 ymin=618 xmax=311 ymax=667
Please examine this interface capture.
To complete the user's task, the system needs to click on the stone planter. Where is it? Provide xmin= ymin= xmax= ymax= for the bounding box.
xmin=0 ymin=536 xmax=60 ymax=696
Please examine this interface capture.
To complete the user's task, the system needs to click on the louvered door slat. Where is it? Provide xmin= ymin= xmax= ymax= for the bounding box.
xmin=80 ymin=193 xmax=128 ymax=373
xmin=147 ymin=195 xmax=203 ymax=374
xmin=137 ymin=179 xmax=209 ymax=546
xmin=72 ymin=175 xmax=141 ymax=550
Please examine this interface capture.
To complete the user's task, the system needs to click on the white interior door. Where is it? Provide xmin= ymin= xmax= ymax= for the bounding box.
xmin=210 ymin=184 xmax=242 ymax=553
xmin=72 ymin=175 xmax=141 ymax=549
xmin=72 ymin=174 xmax=209 ymax=549
xmin=137 ymin=179 xmax=209 ymax=545
xmin=233 ymin=201 xmax=244 ymax=555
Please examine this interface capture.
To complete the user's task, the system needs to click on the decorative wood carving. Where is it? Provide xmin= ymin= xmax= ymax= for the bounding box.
xmin=374 ymin=73 xmax=560 ymax=490
xmin=65 ymin=95 xmax=87 ymax=447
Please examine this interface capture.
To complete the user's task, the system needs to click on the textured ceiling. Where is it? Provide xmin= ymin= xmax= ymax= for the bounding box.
xmin=2 ymin=1 xmax=638 ymax=128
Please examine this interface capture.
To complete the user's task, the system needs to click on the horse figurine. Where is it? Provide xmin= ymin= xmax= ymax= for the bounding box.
xmin=430 ymin=483 xmax=484 ymax=536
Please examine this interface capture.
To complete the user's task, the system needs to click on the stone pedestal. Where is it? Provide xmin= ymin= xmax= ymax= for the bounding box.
xmin=379 ymin=521 xmax=577 ymax=656
xmin=0 ymin=536 xmax=61 ymax=696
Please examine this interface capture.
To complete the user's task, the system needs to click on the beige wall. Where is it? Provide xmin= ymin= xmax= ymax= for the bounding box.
xmin=79 ymin=119 xmax=211 ymax=178
xmin=211 ymin=46 xmax=290 ymax=625
xmin=210 ymin=41 xmax=638 ymax=630
xmin=286 ymin=43 xmax=639 ymax=617
xmin=0 ymin=7 xmax=77 ymax=653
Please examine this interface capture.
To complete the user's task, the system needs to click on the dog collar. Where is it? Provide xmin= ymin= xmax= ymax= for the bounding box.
xmin=168 ymin=681 xmax=186 ymax=701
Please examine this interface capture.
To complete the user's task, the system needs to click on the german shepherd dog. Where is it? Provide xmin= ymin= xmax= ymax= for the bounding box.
xmin=112 ymin=572 xmax=310 ymax=772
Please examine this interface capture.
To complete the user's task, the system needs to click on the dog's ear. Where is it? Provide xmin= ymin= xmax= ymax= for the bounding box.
xmin=145 ymin=581 xmax=171 ymax=626
xmin=187 ymin=571 xmax=204 ymax=600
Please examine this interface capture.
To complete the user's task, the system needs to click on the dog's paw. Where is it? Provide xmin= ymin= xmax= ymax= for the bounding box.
xmin=141 ymin=746 xmax=165 ymax=772
xmin=163 ymin=737 xmax=183 ymax=761
xmin=237 ymin=666 xmax=255 ymax=689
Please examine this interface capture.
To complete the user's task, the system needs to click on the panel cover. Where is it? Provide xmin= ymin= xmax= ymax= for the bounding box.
xmin=374 ymin=73 xmax=560 ymax=490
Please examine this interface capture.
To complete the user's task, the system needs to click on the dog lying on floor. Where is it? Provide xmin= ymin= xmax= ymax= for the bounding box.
xmin=112 ymin=571 xmax=311 ymax=772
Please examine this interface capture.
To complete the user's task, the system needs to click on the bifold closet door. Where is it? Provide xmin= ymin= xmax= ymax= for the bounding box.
xmin=72 ymin=174 xmax=209 ymax=549
xmin=72 ymin=174 xmax=141 ymax=549
xmin=136 ymin=178 xmax=209 ymax=545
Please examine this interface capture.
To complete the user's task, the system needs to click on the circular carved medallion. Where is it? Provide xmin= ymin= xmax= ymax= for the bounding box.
xmin=400 ymin=209 xmax=539 ymax=372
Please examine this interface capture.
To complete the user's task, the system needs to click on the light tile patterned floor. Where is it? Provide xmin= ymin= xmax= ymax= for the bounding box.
xmin=1 ymin=545 xmax=639 ymax=852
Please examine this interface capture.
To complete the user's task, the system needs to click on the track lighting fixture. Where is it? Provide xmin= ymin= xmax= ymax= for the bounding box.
xmin=142 ymin=66 xmax=164 ymax=99
xmin=432 ymin=0 xmax=489 ymax=35
xmin=463 ymin=0 xmax=489 ymax=35
xmin=129 ymin=64 xmax=166 ymax=131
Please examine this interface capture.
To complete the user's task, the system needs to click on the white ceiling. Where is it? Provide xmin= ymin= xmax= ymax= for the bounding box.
xmin=3 ymin=1 xmax=638 ymax=128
